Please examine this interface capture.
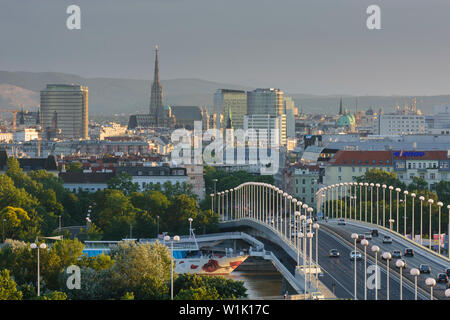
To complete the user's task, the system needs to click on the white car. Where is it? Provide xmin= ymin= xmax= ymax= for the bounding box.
xmin=382 ymin=236 xmax=393 ymax=244
xmin=350 ymin=250 xmax=362 ymax=261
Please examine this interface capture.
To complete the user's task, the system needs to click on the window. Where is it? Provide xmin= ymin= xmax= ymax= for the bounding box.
xmin=302 ymin=179 xmax=306 ymax=184
xmin=352 ymin=167 xmax=355 ymax=172
xmin=302 ymin=187 xmax=306 ymax=193
xmin=430 ymin=173 xmax=436 ymax=180
xmin=338 ymin=176 xmax=342 ymax=181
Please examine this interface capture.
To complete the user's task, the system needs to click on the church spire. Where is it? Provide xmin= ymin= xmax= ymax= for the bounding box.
xmin=150 ymin=45 xmax=164 ymax=126
xmin=339 ymin=98 xmax=343 ymax=115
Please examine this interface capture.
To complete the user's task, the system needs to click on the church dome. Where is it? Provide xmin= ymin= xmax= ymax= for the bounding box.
xmin=336 ymin=114 xmax=355 ymax=127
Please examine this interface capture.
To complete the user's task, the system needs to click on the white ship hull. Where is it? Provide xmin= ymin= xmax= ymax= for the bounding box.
xmin=175 ymin=255 xmax=248 ymax=275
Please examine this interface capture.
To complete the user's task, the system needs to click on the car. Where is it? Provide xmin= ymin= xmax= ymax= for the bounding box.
xmin=419 ymin=264 xmax=431 ymax=274
xmin=329 ymin=249 xmax=340 ymax=257
xmin=445 ymin=268 xmax=450 ymax=277
xmin=371 ymin=229 xmax=379 ymax=237
xmin=392 ymin=250 xmax=402 ymax=259
xmin=338 ymin=219 xmax=346 ymax=225
xmin=382 ymin=236 xmax=393 ymax=244
xmin=437 ymin=273 xmax=449 ymax=283
xmin=404 ymin=248 xmax=414 ymax=257
xmin=364 ymin=232 xmax=372 ymax=240
xmin=355 ymin=234 xmax=365 ymax=243
xmin=350 ymin=250 xmax=362 ymax=261
xmin=395 ymin=259 xmax=407 ymax=269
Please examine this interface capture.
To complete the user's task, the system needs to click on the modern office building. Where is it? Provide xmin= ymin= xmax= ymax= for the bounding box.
xmin=374 ymin=114 xmax=425 ymax=135
xmin=284 ymin=96 xmax=296 ymax=138
xmin=247 ymin=88 xmax=284 ymax=116
xmin=214 ymin=89 xmax=247 ymax=129
xmin=244 ymin=114 xmax=286 ymax=146
xmin=40 ymin=84 xmax=88 ymax=140
xmin=426 ymin=105 xmax=450 ymax=135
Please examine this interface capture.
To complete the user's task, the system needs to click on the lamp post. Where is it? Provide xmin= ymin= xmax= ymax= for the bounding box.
xmin=428 ymin=199 xmax=434 ymax=250
xmin=164 ymin=235 xmax=180 ymax=300
xmin=403 ymin=190 xmax=408 ymax=236
xmin=359 ymin=183 xmax=363 ymax=221
xmin=306 ymin=229 xmax=314 ymax=297
xmin=210 ymin=193 xmax=214 ymax=213
xmin=411 ymin=193 xmax=416 ymax=242
xmin=371 ymin=245 xmax=380 ymax=300
xmin=376 ymin=183 xmax=380 ymax=225
xmin=361 ymin=238 xmax=369 ymax=300
xmin=291 ymin=198 xmax=297 ymax=243
xmin=30 ymin=241 xmax=47 ymax=297
xmin=395 ymin=259 xmax=405 ymax=300
xmin=364 ymin=183 xmax=369 ymax=223
xmin=294 ymin=211 xmax=301 ymax=263
xmin=225 ymin=190 xmax=229 ymax=221
xmin=313 ymin=223 xmax=320 ymax=288
xmin=445 ymin=288 xmax=450 ymax=299
xmin=188 ymin=217 xmax=193 ymax=236
xmin=389 ymin=219 xmax=395 ymax=231
xmin=382 ymin=184 xmax=387 ymax=227
xmin=410 ymin=268 xmax=420 ymax=300
xmin=425 ymin=277 xmax=436 ymax=300
xmin=437 ymin=202 xmax=443 ymax=255
xmin=389 ymin=186 xmax=394 ymax=230
xmin=395 ymin=187 xmax=401 ymax=233
xmin=370 ymin=183 xmax=374 ymax=224
xmin=419 ymin=196 xmax=425 ymax=246
xmin=382 ymin=252 xmax=392 ymax=300
xmin=351 ymin=233 xmax=359 ymax=300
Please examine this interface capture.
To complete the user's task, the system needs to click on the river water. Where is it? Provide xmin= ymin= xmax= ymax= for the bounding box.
xmin=224 ymin=270 xmax=284 ymax=299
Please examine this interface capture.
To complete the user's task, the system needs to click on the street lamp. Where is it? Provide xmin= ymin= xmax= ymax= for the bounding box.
xmin=395 ymin=259 xmax=405 ymax=300
xmin=188 ymin=217 xmax=193 ymax=236
xmin=395 ymin=187 xmax=401 ymax=233
xmin=364 ymin=183 xmax=369 ymax=223
xmin=410 ymin=268 xmax=420 ymax=300
xmin=382 ymin=252 xmax=392 ymax=300
xmin=382 ymin=184 xmax=387 ymax=227
xmin=351 ymin=233 xmax=359 ymax=300
xmin=388 ymin=186 xmax=394 ymax=230
xmin=437 ymin=202 xmax=443 ymax=256
xmin=445 ymin=288 xmax=450 ymax=299
xmin=313 ymin=223 xmax=320 ymax=288
xmin=428 ymin=199 xmax=434 ymax=250
xmin=370 ymin=183 xmax=374 ymax=224
xmin=403 ymin=190 xmax=408 ymax=236
xmin=371 ymin=245 xmax=380 ymax=300
xmin=425 ymin=277 xmax=436 ymax=300
xmin=419 ymin=196 xmax=425 ymax=246
xmin=361 ymin=238 xmax=369 ymax=300
xmin=210 ymin=194 xmax=214 ymax=213
xmin=389 ymin=219 xmax=395 ymax=231
xmin=306 ymin=230 xmax=314 ymax=297
xmin=30 ymin=241 xmax=48 ymax=296
xmin=164 ymin=235 xmax=180 ymax=300
xmin=411 ymin=193 xmax=416 ymax=242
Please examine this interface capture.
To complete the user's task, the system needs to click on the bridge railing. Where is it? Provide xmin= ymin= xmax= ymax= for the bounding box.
xmin=315 ymin=182 xmax=450 ymax=262
xmin=210 ymin=182 xmax=321 ymax=276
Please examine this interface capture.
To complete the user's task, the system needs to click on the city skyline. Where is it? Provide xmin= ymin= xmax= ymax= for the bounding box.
xmin=2 ymin=0 xmax=450 ymax=96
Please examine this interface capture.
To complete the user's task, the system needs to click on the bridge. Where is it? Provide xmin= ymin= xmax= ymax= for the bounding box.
xmin=211 ymin=181 xmax=450 ymax=300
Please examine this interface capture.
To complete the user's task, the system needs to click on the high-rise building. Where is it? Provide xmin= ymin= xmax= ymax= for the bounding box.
xmin=213 ymin=89 xmax=247 ymax=129
xmin=149 ymin=45 xmax=164 ymax=126
xmin=247 ymin=88 xmax=284 ymax=116
xmin=284 ymin=96 xmax=296 ymax=138
xmin=244 ymin=114 xmax=286 ymax=146
xmin=40 ymin=84 xmax=88 ymax=140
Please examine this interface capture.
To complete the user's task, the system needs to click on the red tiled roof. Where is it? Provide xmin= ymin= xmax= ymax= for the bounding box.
xmin=330 ymin=150 xmax=392 ymax=166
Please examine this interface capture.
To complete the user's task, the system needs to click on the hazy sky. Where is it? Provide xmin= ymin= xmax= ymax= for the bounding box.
xmin=2 ymin=0 xmax=450 ymax=95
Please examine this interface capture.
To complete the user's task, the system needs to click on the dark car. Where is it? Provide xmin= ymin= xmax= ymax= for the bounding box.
xmin=437 ymin=273 xmax=449 ymax=283
xmin=371 ymin=229 xmax=379 ymax=237
xmin=404 ymin=248 xmax=414 ymax=257
xmin=329 ymin=249 xmax=340 ymax=257
xmin=445 ymin=268 xmax=450 ymax=277
xmin=382 ymin=236 xmax=392 ymax=244
xmin=392 ymin=250 xmax=402 ymax=259
xmin=419 ymin=264 xmax=431 ymax=274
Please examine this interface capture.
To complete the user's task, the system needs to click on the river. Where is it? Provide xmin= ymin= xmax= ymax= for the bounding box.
xmin=224 ymin=270 xmax=285 ymax=299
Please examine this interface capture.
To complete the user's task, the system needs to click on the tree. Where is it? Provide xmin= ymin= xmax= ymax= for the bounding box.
xmin=107 ymin=173 xmax=140 ymax=195
xmin=0 ymin=269 xmax=22 ymax=300
xmin=0 ymin=206 xmax=32 ymax=240
xmin=435 ymin=180 xmax=450 ymax=204
xmin=66 ymin=162 xmax=83 ymax=173
xmin=164 ymin=194 xmax=199 ymax=235
xmin=109 ymin=241 xmax=172 ymax=299
xmin=175 ymin=286 xmax=219 ymax=300
xmin=408 ymin=177 xmax=428 ymax=191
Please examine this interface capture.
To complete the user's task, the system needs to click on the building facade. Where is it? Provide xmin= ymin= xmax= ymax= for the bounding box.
xmin=40 ymin=84 xmax=88 ymax=139
xmin=374 ymin=114 xmax=425 ymax=135
xmin=214 ymin=89 xmax=247 ymax=129
xmin=247 ymin=88 xmax=284 ymax=116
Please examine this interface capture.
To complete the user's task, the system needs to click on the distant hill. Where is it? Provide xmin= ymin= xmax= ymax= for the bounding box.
xmin=0 ymin=71 xmax=253 ymax=115
xmin=0 ymin=71 xmax=449 ymax=116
